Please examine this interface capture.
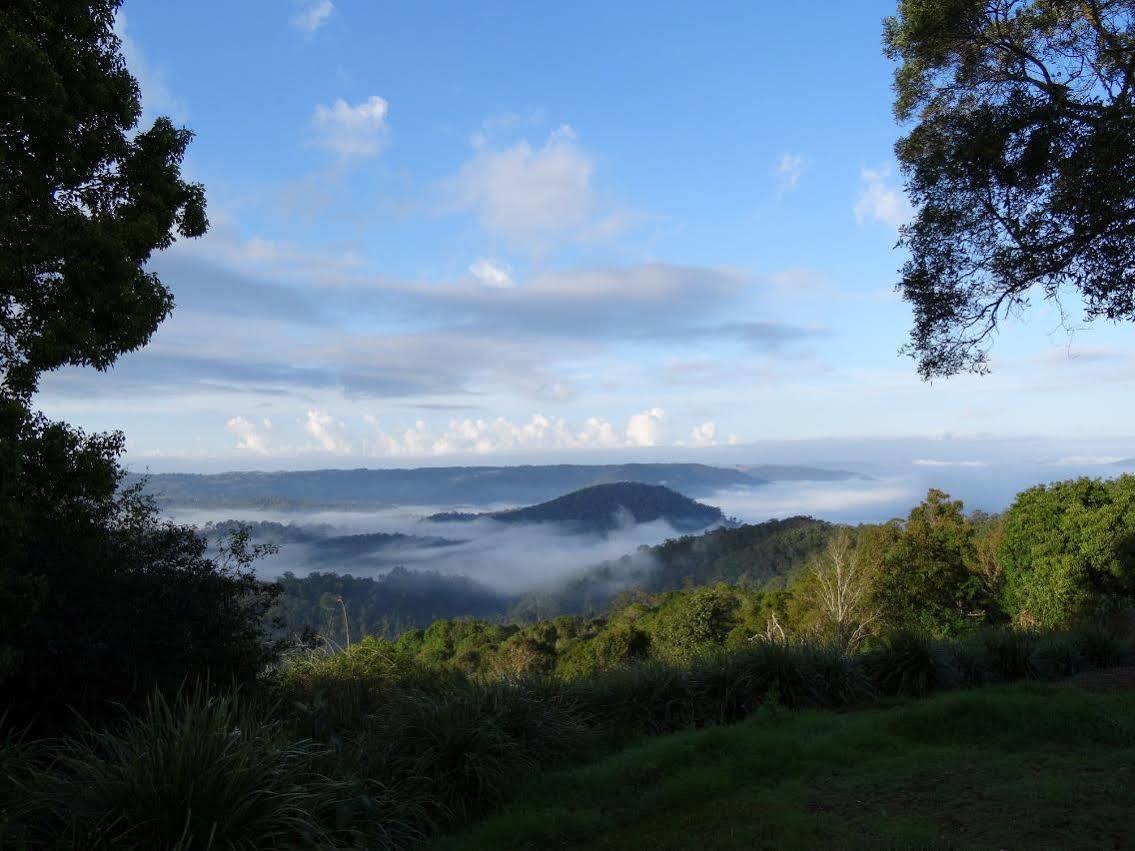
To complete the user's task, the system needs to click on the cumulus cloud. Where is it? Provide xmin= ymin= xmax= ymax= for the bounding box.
xmin=305 ymin=408 xmax=352 ymax=453
xmin=360 ymin=413 xmax=626 ymax=457
xmin=688 ymin=421 xmax=717 ymax=447
xmin=854 ymin=166 xmax=913 ymax=229
xmin=443 ymin=125 xmax=595 ymax=246
xmin=312 ymin=95 xmax=389 ymax=157
xmin=226 ymin=416 xmax=272 ymax=454
xmin=468 ymin=257 xmax=514 ymax=288
xmin=626 ymin=408 xmax=668 ymax=447
xmin=291 ymin=0 xmax=334 ymax=33
xmin=774 ymin=153 xmax=806 ymax=192
xmin=223 ymin=408 xmax=700 ymax=458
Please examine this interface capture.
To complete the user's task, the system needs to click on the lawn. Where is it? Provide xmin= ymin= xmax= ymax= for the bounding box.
xmin=436 ymin=682 xmax=1135 ymax=850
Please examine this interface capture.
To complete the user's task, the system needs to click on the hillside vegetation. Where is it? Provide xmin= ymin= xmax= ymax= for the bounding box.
xmin=427 ymin=482 xmax=725 ymax=533
xmin=269 ymin=514 xmax=834 ymax=642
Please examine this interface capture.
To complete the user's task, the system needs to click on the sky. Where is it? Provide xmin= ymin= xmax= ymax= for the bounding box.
xmin=31 ymin=0 xmax=1135 ymax=472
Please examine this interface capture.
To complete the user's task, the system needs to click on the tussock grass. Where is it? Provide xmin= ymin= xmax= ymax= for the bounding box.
xmin=6 ymin=687 xmax=350 ymax=849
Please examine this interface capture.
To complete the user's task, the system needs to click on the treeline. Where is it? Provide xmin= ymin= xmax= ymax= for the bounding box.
xmin=344 ymin=481 xmax=1135 ymax=680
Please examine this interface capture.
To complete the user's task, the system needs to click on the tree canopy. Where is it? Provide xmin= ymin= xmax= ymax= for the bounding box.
xmin=0 ymin=0 xmax=206 ymax=398
xmin=885 ymin=0 xmax=1135 ymax=378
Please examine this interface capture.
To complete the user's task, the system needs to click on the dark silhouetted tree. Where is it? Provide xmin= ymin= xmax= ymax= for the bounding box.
xmin=885 ymin=1 xmax=1135 ymax=377
xmin=1 ymin=0 xmax=206 ymax=398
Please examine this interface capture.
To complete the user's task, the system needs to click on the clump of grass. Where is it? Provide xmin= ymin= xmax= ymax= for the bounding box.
xmin=978 ymin=626 xmax=1038 ymax=682
xmin=366 ymin=680 xmax=590 ymax=823
xmin=15 ymin=687 xmax=353 ymax=849
xmin=806 ymin=643 xmax=875 ymax=707
xmin=1030 ymin=633 xmax=1086 ymax=680
xmin=0 ymin=722 xmax=41 ymax=847
xmin=567 ymin=660 xmax=695 ymax=739
xmin=1069 ymin=623 xmax=1130 ymax=669
xmin=271 ymin=637 xmax=466 ymax=736
xmin=865 ymin=629 xmax=949 ymax=697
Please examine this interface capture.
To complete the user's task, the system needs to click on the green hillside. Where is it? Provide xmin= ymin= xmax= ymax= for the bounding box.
xmin=440 ymin=683 xmax=1135 ymax=850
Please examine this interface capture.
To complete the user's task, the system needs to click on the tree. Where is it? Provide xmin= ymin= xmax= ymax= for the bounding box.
xmin=999 ymin=476 xmax=1135 ymax=626
xmin=653 ymin=586 xmax=740 ymax=657
xmin=885 ymin=1 xmax=1135 ymax=378
xmin=0 ymin=409 xmax=280 ymax=729
xmin=871 ymin=490 xmax=981 ymax=637
xmin=1 ymin=0 xmax=206 ymax=398
xmin=796 ymin=529 xmax=880 ymax=649
xmin=0 ymin=3 xmax=284 ymax=732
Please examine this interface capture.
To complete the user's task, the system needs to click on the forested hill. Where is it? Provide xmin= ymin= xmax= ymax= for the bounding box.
xmin=512 ymin=515 xmax=834 ymax=618
xmin=427 ymin=482 xmax=725 ymax=533
xmin=127 ymin=462 xmax=859 ymax=509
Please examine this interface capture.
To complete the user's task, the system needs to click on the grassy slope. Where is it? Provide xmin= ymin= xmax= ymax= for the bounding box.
xmin=437 ymin=683 xmax=1135 ymax=850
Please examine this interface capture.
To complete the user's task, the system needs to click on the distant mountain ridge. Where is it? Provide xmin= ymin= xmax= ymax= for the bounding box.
xmin=130 ymin=462 xmax=859 ymax=509
xmin=426 ymin=482 xmax=725 ymax=533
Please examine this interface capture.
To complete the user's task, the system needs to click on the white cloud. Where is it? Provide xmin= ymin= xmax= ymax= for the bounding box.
xmin=113 ymin=11 xmax=186 ymax=123
xmin=226 ymin=408 xmax=698 ymax=458
xmin=626 ymin=407 xmax=668 ymax=447
xmin=468 ymin=257 xmax=514 ymax=288
xmin=304 ymin=408 xmax=352 ymax=453
xmin=854 ymin=166 xmax=913 ymax=229
xmin=774 ymin=153 xmax=806 ymax=192
xmin=312 ymin=95 xmax=389 ymax=157
xmin=912 ymin=458 xmax=988 ymax=468
xmin=361 ymin=412 xmax=626 ymax=457
xmin=226 ymin=416 xmax=272 ymax=454
xmin=689 ymin=421 xmax=717 ymax=447
xmin=292 ymin=0 xmax=334 ymax=33
xmin=443 ymin=124 xmax=595 ymax=246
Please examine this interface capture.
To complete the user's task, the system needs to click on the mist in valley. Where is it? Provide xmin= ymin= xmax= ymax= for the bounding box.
xmin=169 ymin=449 xmax=1135 ymax=598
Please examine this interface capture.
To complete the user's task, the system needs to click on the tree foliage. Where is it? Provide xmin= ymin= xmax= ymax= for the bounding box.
xmin=999 ymin=476 xmax=1135 ymax=626
xmin=885 ymin=0 xmax=1135 ymax=377
xmin=870 ymin=490 xmax=980 ymax=638
xmin=0 ymin=405 xmax=280 ymax=728
xmin=0 ymin=0 xmax=206 ymax=397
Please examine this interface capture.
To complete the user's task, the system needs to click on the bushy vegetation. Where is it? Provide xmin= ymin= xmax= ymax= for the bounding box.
xmin=5 ymin=620 xmax=1132 ymax=848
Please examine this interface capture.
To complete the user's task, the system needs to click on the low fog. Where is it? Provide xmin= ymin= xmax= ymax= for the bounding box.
xmin=172 ymin=503 xmax=681 ymax=594
xmin=169 ymin=454 xmax=1135 ymax=595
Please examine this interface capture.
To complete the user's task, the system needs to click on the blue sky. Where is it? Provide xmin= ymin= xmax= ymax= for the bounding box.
xmin=32 ymin=0 xmax=1135 ymax=469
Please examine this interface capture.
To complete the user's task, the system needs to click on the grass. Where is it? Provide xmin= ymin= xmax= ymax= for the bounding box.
xmin=436 ymin=682 xmax=1135 ymax=850
xmin=5 ymin=627 xmax=1131 ymax=848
